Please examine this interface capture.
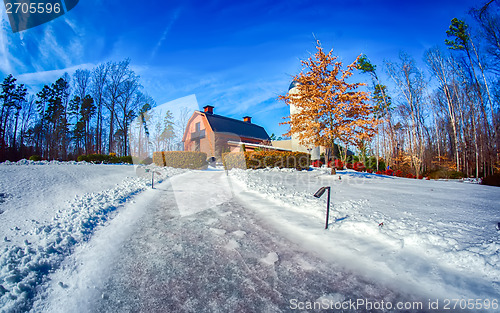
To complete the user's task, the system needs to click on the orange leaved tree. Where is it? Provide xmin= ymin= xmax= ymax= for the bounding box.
xmin=279 ymin=41 xmax=379 ymax=174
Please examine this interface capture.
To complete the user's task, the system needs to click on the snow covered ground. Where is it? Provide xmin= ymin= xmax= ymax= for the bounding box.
xmin=0 ymin=160 xmax=185 ymax=312
xmin=1 ymin=162 xmax=499 ymax=312
xmin=229 ymin=168 xmax=500 ymax=302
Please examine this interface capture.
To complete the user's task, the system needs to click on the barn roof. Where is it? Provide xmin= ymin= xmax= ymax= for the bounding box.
xmin=204 ymin=113 xmax=270 ymax=141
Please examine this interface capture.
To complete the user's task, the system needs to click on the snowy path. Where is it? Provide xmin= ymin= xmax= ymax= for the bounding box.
xmin=34 ymin=170 xmax=418 ymax=313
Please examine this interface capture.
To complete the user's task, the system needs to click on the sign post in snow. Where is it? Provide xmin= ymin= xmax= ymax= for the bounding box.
xmin=314 ymin=186 xmax=331 ymax=229
xmin=144 ymin=168 xmax=160 ymax=189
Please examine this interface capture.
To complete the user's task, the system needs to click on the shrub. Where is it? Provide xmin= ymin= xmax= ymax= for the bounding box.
xmin=153 ymin=151 xmax=207 ymax=169
xmin=77 ymin=154 xmax=133 ymax=164
xmin=223 ymin=151 xmax=310 ymax=170
xmin=449 ymin=171 xmax=465 ymax=179
xmin=353 ymin=162 xmax=365 ymax=172
xmin=77 ymin=154 xmax=106 ymax=163
xmin=29 ymin=155 xmax=42 ymax=161
xmin=221 ymin=152 xmax=247 ymax=170
xmin=311 ymin=160 xmax=322 ymax=167
xmin=394 ymin=170 xmax=403 ymax=177
xmin=118 ymin=156 xmax=133 ymax=164
xmin=482 ymin=173 xmax=500 ymax=187
xmin=345 ymin=155 xmax=359 ymax=164
xmin=365 ymin=157 xmax=386 ymax=172
xmin=379 ymin=161 xmax=387 ymax=172
xmin=427 ymin=169 xmax=465 ymax=179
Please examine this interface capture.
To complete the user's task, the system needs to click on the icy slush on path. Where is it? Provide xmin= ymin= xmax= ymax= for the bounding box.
xmin=36 ymin=170 xmax=417 ymax=313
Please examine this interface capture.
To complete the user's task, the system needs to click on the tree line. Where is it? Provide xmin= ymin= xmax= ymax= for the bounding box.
xmin=362 ymin=1 xmax=500 ymax=178
xmin=282 ymin=0 xmax=500 ymax=178
xmin=0 ymin=59 xmax=179 ymax=162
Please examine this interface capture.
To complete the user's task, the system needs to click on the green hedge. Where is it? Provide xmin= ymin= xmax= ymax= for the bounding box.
xmin=153 ymin=151 xmax=208 ymax=169
xmin=223 ymin=151 xmax=310 ymax=170
xmin=29 ymin=155 xmax=42 ymax=161
xmin=77 ymin=154 xmax=133 ymax=164
xmin=427 ymin=169 xmax=465 ymax=179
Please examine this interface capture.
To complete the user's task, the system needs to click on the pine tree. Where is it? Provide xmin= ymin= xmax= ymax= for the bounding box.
xmin=80 ymin=95 xmax=95 ymax=154
xmin=12 ymin=84 xmax=27 ymax=150
xmin=279 ymin=41 xmax=379 ymax=174
xmin=357 ymin=54 xmax=394 ymax=171
xmin=0 ymin=75 xmax=17 ymax=158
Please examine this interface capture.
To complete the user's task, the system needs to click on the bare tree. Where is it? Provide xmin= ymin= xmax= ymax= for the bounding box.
xmin=425 ymin=47 xmax=462 ymax=171
xmin=91 ymin=64 xmax=108 ymax=154
xmin=386 ymin=52 xmax=428 ymax=178
xmin=175 ymin=107 xmax=191 ymax=150
xmin=104 ymin=59 xmax=134 ymax=154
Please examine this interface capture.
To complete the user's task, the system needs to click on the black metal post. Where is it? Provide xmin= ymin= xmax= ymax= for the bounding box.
xmin=151 ymin=171 xmax=154 ymax=189
xmin=325 ymin=187 xmax=331 ymax=229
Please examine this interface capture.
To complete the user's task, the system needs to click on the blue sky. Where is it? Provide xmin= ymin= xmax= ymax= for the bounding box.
xmin=0 ymin=0 xmax=481 ymax=137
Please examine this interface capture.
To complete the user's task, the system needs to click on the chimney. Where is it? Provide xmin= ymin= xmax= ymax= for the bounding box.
xmin=204 ymin=105 xmax=214 ymax=114
xmin=243 ymin=116 xmax=252 ymax=123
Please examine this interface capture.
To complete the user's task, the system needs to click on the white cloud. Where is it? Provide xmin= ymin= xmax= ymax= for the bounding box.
xmin=38 ymin=25 xmax=74 ymax=69
xmin=149 ymin=7 xmax=182 ymax=61
xmin=0 ymin=12 xmax=15 ymax=74
xmin=16 ymin=63 xmax=95 ymax=87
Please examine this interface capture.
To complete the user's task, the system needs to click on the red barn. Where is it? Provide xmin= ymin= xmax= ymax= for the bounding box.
xmin=182 ymin=105 xmax=271 ymax=159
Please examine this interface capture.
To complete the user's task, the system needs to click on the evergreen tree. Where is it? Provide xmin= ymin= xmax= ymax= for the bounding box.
xmin=0 ymin=75 xmax=17 ymax=158
xmin=11 ymin=84 xmax=27 ymax=150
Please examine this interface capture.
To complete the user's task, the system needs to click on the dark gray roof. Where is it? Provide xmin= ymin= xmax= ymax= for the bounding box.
xmin=204 ymin=113 xmax=270 ymax=141
xmin=288 ymin=80 xmax=299 ymax=91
